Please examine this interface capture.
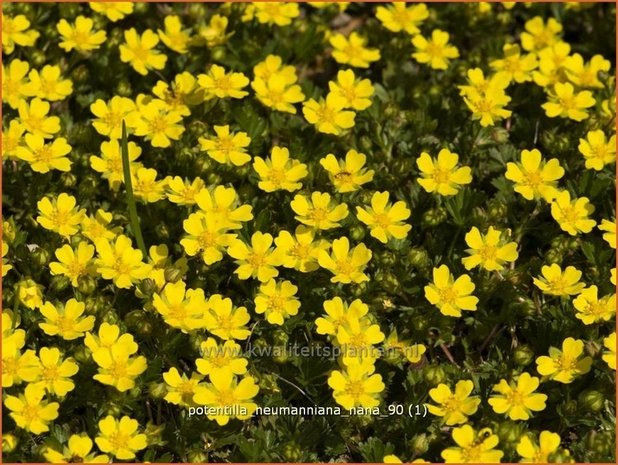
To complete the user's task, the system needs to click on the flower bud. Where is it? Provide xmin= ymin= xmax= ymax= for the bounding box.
xmin=73 ymin=345 xmax=91 ymax=364
xmin=496 ymin=422 xmax=525 ymax=447
xmin=487 ymin=199 xmax=508 ymax=222
xmin=149 ymin=382 xmax=167 ymax=399
xmin=71 ymin=64 xmax=90 ymax=84
xmin=164 ymin=266 xmax=184 ymax=284
xmin=282 ymin=442 xmax=303 ymax=462
xmin=29 ymin=50 xmax=47 ymax=67
xmin=422 ymin=207 xmax=447 ymax=227
xmin=513 ymin=345 xmax=534 ymax=366
xmin=207 ymin=172 xmax=222 ymax=185
xmin=134 ymin=2 xmax=149 ymax=14
xmin=61 ymin=172 xmax=78 ymax=189
xmin=423 ymin=365 xmax=446 ymax=385
xmin=545 ymin=248 xmax=563 ymax=264
xmin=50 ymin=275 xmax=70 ymax=293
xmin=125 ymin=309 xmax=153 ymax=336
xmin=187 ymin=3 xmax=207 ymax=21
xmin=189 ymin=121 xmax=209 ymax=139
xmin=32 ymin=247 xmax=51 ymax=267
xmin=408 ymin=247 xmax=430 ymax=269
xmin=211 ymin=46 xmax=226 ymax=62
xmin=188 ymin=450 xmax=208 ymax=463
xmin=378 ymin=251 xmax=397 ymax=267
xmin=2 ymin=434 xmax=18 ymax=453
xmin=410 ymin=433 xmax=430 ymax=455
xmin=137 ymin=279 xmax=158 ymax=299
xmin=548 ymin=449 xmax=575 ymax=463
xmin=115 ymin=80 xmax=133 ymax=98
xmin=3 ymin=218 xmax=16 ymax=243
xmin=578 ymin=389 xmax=605 ymax=412
xmin=155 ymin=223 xmax=170 ymax=241
xmin=349 ymin=224 xmax=366 ymax=241
xmin=350 ymin=281 xmax=368 ymax=297
xmin=77 ymin=275 xmax=97 ymax=295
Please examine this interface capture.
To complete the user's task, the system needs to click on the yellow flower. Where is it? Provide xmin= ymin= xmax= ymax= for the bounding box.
xmin=532 ymin=42 xmax=572 ymax=88
xmin=227 ymin=232 xmax=283 ymax=282
xmin=424 ymin=265 xmax=478 ymax=317
xmin=375 ymin=2 xmax=429 ymax=34
xmin=2 ymin=343 xmax=40 ymax=388
xmin=505 ymin=149 xmax=564 ymax=201
xmin=90 ymin=96 xmax=137 ymax=139
xmin=119 ymin=28 xmax=167 ymax=75
xmin=536 ymin=337 xmax=592 ymax=383
xmin=412 ymin=29 xmax=459 ymax=70
xmin=36 ymin=193 xmax=84 ymax=237
xmin=274 ymin=226 xmax=330 ymax=272
xmin=252 ymin=2 xmax=300 ymax=26
xmin=95 ymin=416 xmax=147 ymax=460
xmin=16 ymin=278 xmax=44 ymax=309
xmin=196 ymin=338 xmax=248 ymax=377
xmin=602 ymin=332 xmax=616 ymax=370
xmin=320 ymin=149 xmax=374 ymax=193
xmin=80 ymin=209 xmax=118 ymax=242
xmin=490 ymin=44 xmax=538 ymax=83
xmin=253 ymin=146 xmax=308 ymax=192
xmin=572 ymin=286 xmax=615 ymax=325
xmin=39 ymin=299 xmax=95 ymax=340
xmin=578 ymin=129 xmax=616 ymax=171
xmin=533 ymin=264 xmax=585 ymax=296
xmin=204 ymin=294 xmax=251 ymax=340
xmin=199 ymin=125 xmax=251 ymax=166
xmin=550 ymin=190 xmax=596 ymax=235
xmin=303 ymin=94 xmax=356 ymax=135
xmin=4 ymin=384 xmax=59 ymax=434
xmin=193 ymin=372 xmax=259 ymax=425
xmin=94 ymin=235 xmax=152 ymax=289
xmin=336 ymin=317 xmax=385 ymax=357
xmin=89 ymin=2 xmax=134 ymax=21
xmin=133 ymin=99 xmax=185 ymax=148
xmin=252 ymin=73 xmax=305 ymax=113
xmin=166 ymin=176 xmax=205 ymax=205
xmin=152 ymin=72 xmax=202 ymax=116
xmin=181 ymin=212 xmax=236 ymax=265
xmin=2 ymin=14 xmax=39 ymax=54
xmin=158 ymin=15 xmax=190 ymax=54
xmin=49 ymin=242 xmax=95 ymax=287
xmin=2 ymin=59 xmax=31 ymax=109
xmin=291 ymin=192 xmax=349 ymax=230
xmin=34 ymin=347 xmax=78 ymax=397
xmin=520 ymin=16 xmax=562 ymax=52
xmin=426 ymin=380 xmax=481 ymax=425
xmin=542 ymin=82 xmax=595 ymax=121
xmin=459 ymin=69 xmax=512 ymax=126
xmin=462 ymin=226 xmax=519 ymax=271
xmin=163 ymin=368 xmax=203 ymax=407
xmin=57 ymin=16 xmax=107 ymax=52
xmin=153 ymin=281 xmax=208 ymax=332
xmin=199 ymin=14 xmax=229 ymax=47
xmin=488 ymin=372 xmax=547 ymax=420
xmin=195 ymin=186 xmax=253 ymax=229
xmin=251 ymin=57 xmax=304 ymax=113
xmin=24 ymin=65 xmax=73 ymax=101
xmin=85 ymin=323 xmax=139 ymax=357
xmin=383 ymin=455 xmax=402 ymax=463
xmin=254 ymin=279 xmax=301 ymax=325
xmin=517 ymin=431 xmax=562 ymax=463
xmin=14 ymin=134 xmax=72 ymax=174
xmin=330 ymin=32 xmax=380 ymax=68
xmin=44 ymin=434 xmax=109 ymax=464
xmin=2 ymin=119 xmax=26 ymax=159
xmin=131 ymin=167 xmax=169 ymax=203
xmin=564 ymin=53 xmax=610 ymax=88
xmin=318 ymin=237 xmax=372 ymax=284
xmin=328 ymin=69 xmax=374 ymax=111
xmin=356 ymin=191 xmax=411 ymax=243
xmin=315 ymin=297 xmax=368 ymax=337
xmin=18 ymin=97 xmax=61 ymax=139
xmin=599 ymin=219 xmax=616 ymax=248
xmin=198 ymin=64 xmax=249 ymax=100
xmin=92 ymin=343 xmax=147 ymax=392
xmin=328 ymin=359 xmax=385 ymax=409
xmin=2 ymin=242 xmax=12 ymax=277
xmin=90 ymin=139 xmax=142 ymax=191
xmin=441 ymin=425 xmax=503 ymax=463
xmin=416 ymin=149 xmax=472 ymax=196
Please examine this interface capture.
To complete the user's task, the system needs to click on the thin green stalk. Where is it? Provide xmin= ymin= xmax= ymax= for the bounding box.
xmin=121 ymin=121 xmax=148 ymax=257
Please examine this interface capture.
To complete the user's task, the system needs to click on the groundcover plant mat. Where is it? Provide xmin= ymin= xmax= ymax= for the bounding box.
xmin=1 ymin=1 xmax=616 ymax=463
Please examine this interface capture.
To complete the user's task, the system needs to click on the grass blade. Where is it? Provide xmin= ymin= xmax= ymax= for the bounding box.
xmin=121 ymin=120 xmax=148 ymax=257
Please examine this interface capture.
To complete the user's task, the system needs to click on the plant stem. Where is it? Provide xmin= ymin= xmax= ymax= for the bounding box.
xmin=121 ymin=121 xmax=148 ymax=257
